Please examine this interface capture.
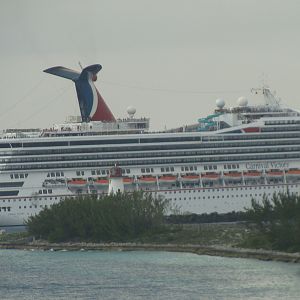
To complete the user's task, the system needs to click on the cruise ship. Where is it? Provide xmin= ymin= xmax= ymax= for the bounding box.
xmin=1 ymin=63 xmax=300 ymax=226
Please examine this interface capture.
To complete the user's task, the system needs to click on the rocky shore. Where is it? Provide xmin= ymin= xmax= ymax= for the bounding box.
xmin=0 ymin=241 xmax=299 ymax=263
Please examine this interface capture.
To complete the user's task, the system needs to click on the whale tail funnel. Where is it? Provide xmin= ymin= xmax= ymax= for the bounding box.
xmin=44 ymin=64 xmax=115 ymax=122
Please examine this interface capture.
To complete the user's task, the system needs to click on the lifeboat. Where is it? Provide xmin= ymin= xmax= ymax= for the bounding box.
xmin=138 ymin=176 xmax=157 ymax=184
xmin=181 ymin=174 xmax=199 ymax=183
xmin=201 ymin=173 xmax=220 ymax=181
xmin=266 ymin=170 xmax=284 ymax=178
xmin=286 ymin=169 xmax=300 ymax=178
xmin=67 ymin=179 xmax=87 ymax=189
xmin=243 ymin=171 xmax=262 ymax=179
xmin=223 ymin=172 xmax=242 ymax=180
xmin=123 ymin=177 xmax=134 ymax=185
xmin=93 ymin=179 xmax=109 ymax=188
xmin=158 ymin=175 xmax=177 ymax=184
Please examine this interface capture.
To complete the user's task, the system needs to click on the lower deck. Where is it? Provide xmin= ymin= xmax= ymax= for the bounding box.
xmin=0 ymin=182 xmax=298 ymax=226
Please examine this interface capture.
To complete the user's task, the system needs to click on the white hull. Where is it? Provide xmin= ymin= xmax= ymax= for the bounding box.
xmin=0 ymin=181 xmax=297 ymax=226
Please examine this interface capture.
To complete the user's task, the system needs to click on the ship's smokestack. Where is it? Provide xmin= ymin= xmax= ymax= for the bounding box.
xmin=44 ymin=64 xmax=115 ymax=122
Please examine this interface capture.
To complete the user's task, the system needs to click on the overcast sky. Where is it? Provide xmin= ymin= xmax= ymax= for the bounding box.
xmin=1 ymin=0 xmax=300 ymax=130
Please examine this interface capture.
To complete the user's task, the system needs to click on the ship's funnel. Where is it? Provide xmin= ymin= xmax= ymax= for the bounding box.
xmin=44 ymin=64 xmax=115 ymax=122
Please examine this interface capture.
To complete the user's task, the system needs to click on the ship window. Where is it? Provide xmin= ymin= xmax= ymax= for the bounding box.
xmin=171 ymin=167 xmax=174 ymax=171
xmin=25 ymin=174 xmax=28 ymax=178
xmin=61 ymin=172 xmax=64 ymax=176
xmin=204 ymin=166 xmax=208 ymax=170
xmin=141 ymin=168 xmax=145 ymax=173
xmin=43 ymin=189 xmax=47 ymax=194
xmin=10 ymin=174 xmax=13 ymax=179
xmin=213 ymin=166 xmax=217 ymax=170
xmin=126 ymin=169 xmax=130 ymax=174
xmin=56 ymin=172 xmax=60 ymax=177
xmin=91 ymin=170 xmax=96 ymax=175
xmin=15 ymin=174 xmax=19 ymax=179
xmin=39 ymin=190 xmax=42 ymax=194
xmin=48 ymin=189 xmax=52 ymax=194
xmin=51 ymin=172 xmax=55 ymax=177
xmin=181 ymin=167 xmax=184 ymax=171
xmin=185 ymin=167 xmax=189 ymax=171
xmin=161 ymin=168 xmax=165 ymax=172
xmin=146 ymin=168 xmax=150 ymax=173
xmin=106 ymin=170 xmax=109 ymax=174
xmin=76 ymin=171 xmax=80 ymax=176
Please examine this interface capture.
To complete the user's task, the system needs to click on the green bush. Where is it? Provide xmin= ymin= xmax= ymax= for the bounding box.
xmin=26 ymin=192 xmax=169 ymax=242
xmin=245 ymin=192 xmax=300 ymax=252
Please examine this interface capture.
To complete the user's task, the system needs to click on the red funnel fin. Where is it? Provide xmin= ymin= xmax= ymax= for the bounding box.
xmin=91 ymin=90 xmax=116 ymax=122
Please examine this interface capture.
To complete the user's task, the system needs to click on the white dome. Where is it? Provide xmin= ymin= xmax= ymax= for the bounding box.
xmin=216 ymin=98 xmax=225 ymax=109
xmin=237 ymin=96 xmax=248 ymax=107
xmin=127 ymin=106 xmax=136 ymax=118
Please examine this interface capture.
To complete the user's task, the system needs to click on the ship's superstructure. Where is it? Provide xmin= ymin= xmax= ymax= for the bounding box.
xmin=1 ymin=64 xmax=300 ymax=226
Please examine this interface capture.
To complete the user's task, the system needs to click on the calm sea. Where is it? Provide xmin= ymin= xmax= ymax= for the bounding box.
xmin=0 ymin=250 xmax=299 ymax=300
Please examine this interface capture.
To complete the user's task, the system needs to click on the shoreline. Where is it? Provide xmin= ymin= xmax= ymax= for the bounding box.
xmin=1 ymin=242 xmax=299 ymax=263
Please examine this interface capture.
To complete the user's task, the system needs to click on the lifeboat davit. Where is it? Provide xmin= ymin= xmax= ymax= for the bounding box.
xmin=158 ymin=175 xmax=177 ymax=184
xmin=286 ymin=169 xmax=300 ymax=178
xmin=123 ymin=177 xmax=134 ymax=185
xmin=94 ymin=179 xmax=109 ymax=189
xmin=201 ymin=173 xmax=220 ymax=181
xmin=181 ymin=175 xmax=199 ymax=183
xmin=266 ymin=170 xmax=284 ymax=178
xmin=67 ymin=179 xmax=88 ymax=189
xmin=138 ymin=176 xmax=157 ymax=184
xmin=243 ymin=171 xmax=262 ymax=179
xmin=223 ymin=172 xmax=242 ymax=180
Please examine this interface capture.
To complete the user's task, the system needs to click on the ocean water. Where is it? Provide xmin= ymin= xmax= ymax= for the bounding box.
xmin=0 ymin=250 xmax=299 ymax=300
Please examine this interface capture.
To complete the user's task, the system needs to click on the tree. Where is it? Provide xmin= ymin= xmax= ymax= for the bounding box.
xmin=245 ymin=192 xmax=300 ymax=252
xmin=26 ymin=192 xmax=169 ymax=242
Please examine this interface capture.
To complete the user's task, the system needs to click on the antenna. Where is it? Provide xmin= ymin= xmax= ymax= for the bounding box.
xmin=78 ymin=61 xmax=83 ymax=70
xmin=251 ymin=85 xmax=281 ymax=107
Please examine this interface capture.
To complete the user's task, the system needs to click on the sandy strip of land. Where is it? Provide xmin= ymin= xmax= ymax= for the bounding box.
xmin=0 ymin=242 xmax=299 ymax=263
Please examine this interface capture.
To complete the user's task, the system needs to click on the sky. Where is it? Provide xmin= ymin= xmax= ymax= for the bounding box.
xmin=1 ymin=0 xmax=300 ymax=130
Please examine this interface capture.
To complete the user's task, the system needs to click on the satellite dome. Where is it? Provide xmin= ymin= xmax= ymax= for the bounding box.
xmin=237 ymin=96 xmax=248 ymax=107
xmin=216 ymin=98 xmax=225 ymax=109
xmin=127 ymin=106 xmax=136 ymax=118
